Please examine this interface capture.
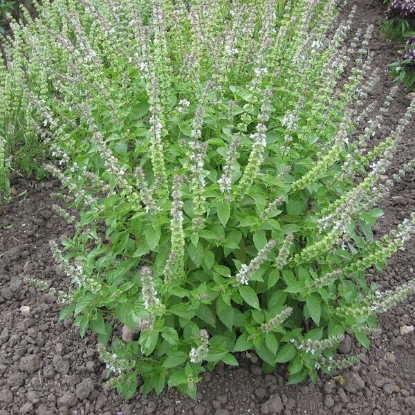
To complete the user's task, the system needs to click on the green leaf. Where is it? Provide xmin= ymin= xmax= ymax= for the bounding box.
xmin=227 ymin=230 xmax=243 ymax=246
xmin=354 ymin=331 xmax=370 ymax=349
xmin=216 ymin=295 xmax=235 ymax=331
xmin=304 ymin=327 xmax=323 ymax=341
xmin=306 ymin=296 xmax=322 ymax=326
xmin=97 ymin=323 xmax=113 ymax=345
xmin=74 ymin=314 xmax=90 ymax=338
xmin=267 ymin=290 xmax=287 ymax=310
xmin=195 ymin=304 xmax=216 ymax=327
xmin=358 ymin=219 xmax=374 ymax=242
xmin=162 ymin=351 xmax=188 ymax=368
xmin=256 ymin=339 xmax=276 ymax=365
xmin=222 ymin=239 xmax=240 ymax=250
xmin=145 ymin=225 xmax=161 ymax=251
xmin=221 ymin=353 xmax=239 ymax=366
xmin=117 ymin=303 xmax=137 ymax=328
xmin=206 ymin=347 xmax=228 ymax=363
xmin=233 ymin=333 xmax=253 ymax=352
xmin=190 ymin=234 xmax=199 ymax=246
xmin=284 ymin=281 xmax=305 ymax=293
xmin=188 ymin=241 xmax=204 ymax=267
xmin=214 ymin=264 xmax=231 ymax=277
xmin=370 ymin=208 xmax=384 ymax=218
xmin=262 ymin=360 xmax=277 ymax=374
xmin=309 ymin=369 xmax=318 ymax=384
xmin=169 ymin=287 xmax=189 ymax=298
xmin=221 ymin=289 xmax=232 ymax=306
xmin=58 ymin=304 xmax=75 ymax=321
xmin=139 ymin=331 xmax=159 ymax=356
xmin=162 ymin=327 xmax=180 ymax=346
xmin=265 ymin=218 xmax=281 ymax=230
xmin=199 ymin=230 xmax=219 ymax=241
xmin=136 ymin=362 xmax=156 ymax=375
xmin=238 ymin=216 xmax=259 ymax=227
xmin=286 ymin=198 xmax=306 ymax=215
xmin=181 ymin=322 xmax=199 ymax=342
xmin=282 ymin=269 xmax=296 ymax=285
xmin=142 ymin=376 xmax=155 ymax=395
xmin=169 ymin=303 xmax=195 ymax=319
xmin=286 ymin=370 xmax=308 ymax=385
xmin=167 ymin=369 xmax=188 ymax=388
xmin=89 ymin=313 xmax=107 ymax=335
xmin=217 ymin=203 xmax=231 ymax=227
xmin=264 ymin=333 xmax=279 ymax=355
xmin=288 ymin=356 xmax=304 ymax=375
xmin=203 ymin=250 xmax=215 ymax=270
xmin=275 ymin=343 xmax=296 ymax=363
xmin=153 ymin=373 xmax=166 ymax=395
xmin=298 ymin=266 xmax=309 ymax=280
xmin=239 ymin=285 xmax=261 ymax=310
xmin=253 ymin=230 xmax=267 ymax=251
xmin=131 ymin=102 xmax=150 ymax=119
xmin=327 ymin=323 xmax=345 ymax=338
xmin=74 ymin=292 xmax=97 ymax=315
xmin=267 ymin=269 xmax=280 ymax=289
xmin=116 ymin=372 xmax=138 ymax=400
xmin=251 ymin=309 xmax=264 ymax=324
xmin=281 ymin=224 xmax=301 ymax=233
xmin=114 ymin=141 xmax=128 ymax=156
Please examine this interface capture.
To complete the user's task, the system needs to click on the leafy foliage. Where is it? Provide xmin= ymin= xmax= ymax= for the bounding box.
xmin=0 ymin=0 xmax=35 ymax=34
xmin=380 ymin=0 xmax=415 ymax=91
xmin=3 ymin=0 xmax=415 ymax=400
xmin=389 ymin=36 xmax=415 ymax=91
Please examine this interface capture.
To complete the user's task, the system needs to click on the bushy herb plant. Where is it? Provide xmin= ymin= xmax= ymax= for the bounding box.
xmin=3 ymin=0 xmax=415 ymax=400
xmin=389 ymin=36 xmax=415 ymax=92
xmin=0 ymin=0 xmax=35 ymax=34
xmin=380 ymin=0 xmax=415 ymax=91
xmin=380 ymin=0 xmax=415 ymax=41
xmin=0 ymin=0 xmax=44 ymax=197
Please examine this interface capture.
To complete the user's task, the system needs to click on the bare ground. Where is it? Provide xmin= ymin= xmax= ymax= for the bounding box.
xmin=2 ymin=1 xmax=415 ymax=414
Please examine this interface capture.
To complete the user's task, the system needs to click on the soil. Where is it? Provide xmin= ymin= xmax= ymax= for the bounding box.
xmin=2 ymin=0 xmax=415 ymax=414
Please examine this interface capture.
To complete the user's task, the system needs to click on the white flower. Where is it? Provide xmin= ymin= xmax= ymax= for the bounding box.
xmin=254 ymin=67 xmax=268 ymax=77
xmin=236 ymin=264 xmax=249 ymax=285
xmin=218 ymin=175 xmax=232 ymax=193
xmin=189 ymin=348 xmax=197 ymax=363
xmin=225 ymin=45 xmax=239 ymax=56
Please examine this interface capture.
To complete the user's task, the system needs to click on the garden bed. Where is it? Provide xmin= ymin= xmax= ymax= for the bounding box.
xmin=1 ymin=0 xmax=415 ymax=414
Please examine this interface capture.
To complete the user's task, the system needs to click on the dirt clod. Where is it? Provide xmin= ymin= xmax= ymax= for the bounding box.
xmin=56 ymin=392 xmax=77 ymax=408
xmin=260 ymin=393 xmax=283 ymax=414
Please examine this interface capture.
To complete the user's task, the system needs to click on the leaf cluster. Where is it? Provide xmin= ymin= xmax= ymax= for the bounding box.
xmin=379 ymin=0 xmax=415 ymax=91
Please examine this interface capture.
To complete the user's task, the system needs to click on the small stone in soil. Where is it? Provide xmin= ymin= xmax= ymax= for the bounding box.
xmin=400 ymin=325 xmax=414 ymax=335
xmin=76 ymin=378 xmax=95 ymax=400
xmin=343 ymin=372 xmax=365 ymax=393
xmin=261 ymin=393 xmax=283 ymax=414
xmin=324 ymin=394 xmax=335 ymax=408
xmin=404 ymin=396 xmax=415 ymax=409
xmin=57 ymin=392 xmax=77 ymax=408
xmin=19 ymin=355 xmax=40 ymax=374
xmin=0 ymin=388 xmax=13 ymax=404
xmin=383 ymin=382 xmax=398 ymax=395
xmin=338 ymin=334 xmax=352 ymax=354
xmin=19 ymin=402 xmax=33 ymax=414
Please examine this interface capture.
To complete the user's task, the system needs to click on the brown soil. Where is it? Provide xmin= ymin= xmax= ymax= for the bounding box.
xmin=2 ymin=1 xmax=415 ymax=414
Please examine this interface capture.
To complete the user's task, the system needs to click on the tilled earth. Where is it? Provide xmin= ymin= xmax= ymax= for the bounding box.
xmin=2 ymin=1 xmax=415 ymax=414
